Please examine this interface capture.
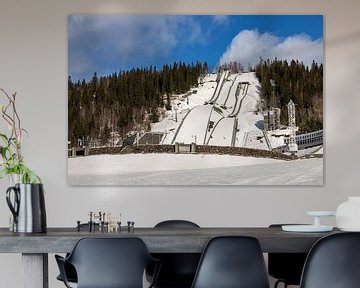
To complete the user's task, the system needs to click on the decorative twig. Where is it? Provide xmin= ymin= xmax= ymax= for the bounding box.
xmin=0 ymin=89 xmax=23 ymax=164
xmin=0 ymin=88 xmax=40 ymax=183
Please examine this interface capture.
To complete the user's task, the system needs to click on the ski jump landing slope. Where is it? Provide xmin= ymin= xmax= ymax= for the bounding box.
xmin=171 ymin=105 xmax=213 ymax=144
xmin=207 ymin=117 xmax=236 ymax=146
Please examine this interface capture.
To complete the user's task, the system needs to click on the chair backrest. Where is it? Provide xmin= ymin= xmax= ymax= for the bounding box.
xmin=67 ymin=237 xmax=154 ymax=288
xmin=191 ymin=236 xmax=270 ymax=288
xmin=300 ymin=232 xmax=360 ymax=288
xmin=155 ymin=220 xmax=200 ymax=228
xmin=151 ymin=220 xmax=201 ymax=286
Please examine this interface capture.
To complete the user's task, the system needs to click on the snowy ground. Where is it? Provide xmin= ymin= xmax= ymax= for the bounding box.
xmin=68 ymin=154 xmax=323 ymax=185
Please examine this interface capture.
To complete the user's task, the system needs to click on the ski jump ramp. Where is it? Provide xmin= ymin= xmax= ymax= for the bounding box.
xmin=208 ymin=70 xmax=230 ymax=104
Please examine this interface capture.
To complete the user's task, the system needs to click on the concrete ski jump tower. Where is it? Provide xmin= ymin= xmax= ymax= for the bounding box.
xmin=287 ymin=99 xmax=298 ymax=154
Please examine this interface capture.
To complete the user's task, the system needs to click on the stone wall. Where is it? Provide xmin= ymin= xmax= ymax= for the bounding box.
xmin=87 ymin=144 xmax=293 ymax=160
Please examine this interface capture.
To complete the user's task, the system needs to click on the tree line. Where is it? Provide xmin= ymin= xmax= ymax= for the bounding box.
xmin=255 ymin=59 xmax=323 ymax=133
xmin=68 ymin=62 xmax=208 ymax=147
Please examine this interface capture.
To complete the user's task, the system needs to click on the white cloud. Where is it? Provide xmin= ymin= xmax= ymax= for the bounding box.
xmin=219 ymin=29 xmax=323 ymax=67
xmin=272 ymin=34 xmax=323 ymax=65
xmin=68 ymin=15 xmax=206 ymax=80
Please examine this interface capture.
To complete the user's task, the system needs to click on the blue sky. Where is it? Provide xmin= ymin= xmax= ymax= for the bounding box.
xmin=68 ymin=15 xmax=323 ymax=81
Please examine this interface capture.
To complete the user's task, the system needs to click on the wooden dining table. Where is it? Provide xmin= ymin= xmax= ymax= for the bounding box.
xmin=0 ymin=226 xmax=339 ymax=288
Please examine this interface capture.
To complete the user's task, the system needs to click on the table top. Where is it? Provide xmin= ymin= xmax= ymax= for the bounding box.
xmin=0 ymin=227 xmax=340 ymax=254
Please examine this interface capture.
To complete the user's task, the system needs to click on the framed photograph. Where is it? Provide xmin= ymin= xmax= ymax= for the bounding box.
xmin=68 ymin=15 xmax=323 ymax=185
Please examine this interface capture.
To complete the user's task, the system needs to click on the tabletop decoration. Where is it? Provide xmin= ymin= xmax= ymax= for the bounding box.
xmin=0 ymin=88 xmax=46 ymax=233
xmin=282 ymin=211 xmax=335 ymax=233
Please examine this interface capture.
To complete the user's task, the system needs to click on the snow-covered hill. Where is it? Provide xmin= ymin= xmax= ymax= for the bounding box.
xmin=151 ymin=71 xmax=272 ymax=149
xmin=150 ymin=71 xmax=321 ymax=154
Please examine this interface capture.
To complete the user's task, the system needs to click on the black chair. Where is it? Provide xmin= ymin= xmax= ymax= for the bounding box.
xmin=268 ymin=224 xmax=308 ymax=288
xmin=55 ymin=237 xmax=160 ymax=288
xmin=191 ymin=236 xmax=270 ymax=288
xmin=300 ymin=232 xmax=360 ymax=288
xmin=155 ymin=220 xmax=200 ymax=229
xmin=56 ymin=223 xmax=99 ymax=284
xmin=148 ymin=220 xmax=201 ymax=288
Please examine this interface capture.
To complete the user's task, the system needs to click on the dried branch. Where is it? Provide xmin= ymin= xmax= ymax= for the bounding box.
xmin=0 ymin=88 xmax=39 ymax=183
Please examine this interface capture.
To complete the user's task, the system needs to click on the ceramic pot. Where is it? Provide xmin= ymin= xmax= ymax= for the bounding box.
xmin=336 ymin=197 xmax=360 ymax=231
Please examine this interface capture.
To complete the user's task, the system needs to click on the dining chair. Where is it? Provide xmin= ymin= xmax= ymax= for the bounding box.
xmin=268 ymin=224 xmax=308 ymax=288
xmin=56 ymin=223 xmax=99 ymax=284
xmin=55 ymin=237 xmax=161 ymax=288
xmin=300 ymin=232 xmax=360 ymax=288
xmin=191 ymin=236 xmax=270 ymax=288
xmin=147 ymin=220 xmax=201 ymax=288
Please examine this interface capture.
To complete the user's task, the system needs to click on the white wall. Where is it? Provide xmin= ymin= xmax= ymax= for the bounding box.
xmin=0 ymin=0 xmax=360 ymax=287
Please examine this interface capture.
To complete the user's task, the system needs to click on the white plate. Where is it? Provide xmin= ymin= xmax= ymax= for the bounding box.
xmin=307 ymin=211 xmax=336 ymax=217
xmin=282 ymin=225 xmax=333 ymax=232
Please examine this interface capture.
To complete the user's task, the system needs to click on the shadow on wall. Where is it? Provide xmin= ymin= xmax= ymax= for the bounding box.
xmin=327 ymin=31 xmax=360 ymax=47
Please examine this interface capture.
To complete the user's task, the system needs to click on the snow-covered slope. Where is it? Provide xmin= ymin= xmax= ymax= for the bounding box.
xmin=207 ymin=117 xmax=236 ymax=146
xmin=171 ymin=105 xmax=213 ymax=144
xmin=153 ymin=71 xmax=269 ymax=149
xmin=150 ymin=71 xmax=320 ymax=154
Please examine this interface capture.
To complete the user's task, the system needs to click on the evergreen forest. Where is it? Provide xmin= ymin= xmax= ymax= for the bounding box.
xmin=68 ymin=62 xmax=208 ymax=147
xmin=255 ymin=59 xmax=323 ymax=133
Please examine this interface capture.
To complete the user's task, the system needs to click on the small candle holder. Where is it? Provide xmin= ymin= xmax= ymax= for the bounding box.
xmin=307 ymin=211 xmax=336 ymax=227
